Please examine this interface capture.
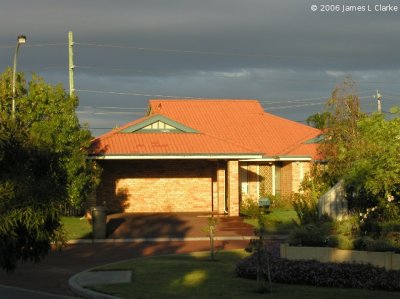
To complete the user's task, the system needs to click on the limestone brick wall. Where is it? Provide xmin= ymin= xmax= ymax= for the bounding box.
xmin=292 ymin=161 xmax=310 ymax=193
xmin=96 ymin=160 xmax=214 ymax=213
xmin=217 ymin=162 xmax=226 ymax=214
xmin=247 ymin=163 xmax=260 ymax=198
xmin=280 ymin=162 xmax=293 ymax=196
xmin=227 ymin=160 xmax=239 ymax=216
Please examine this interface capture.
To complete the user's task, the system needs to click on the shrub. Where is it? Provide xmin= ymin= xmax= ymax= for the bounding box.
xmin=333 ymin=215 xmax=360 ymax=238
xmin=267 ymin=194 xmax=293 ymax=209
xmin=289 ymin=223 xmax=332 ymax=247
xmin=236 ymin=254 xmax=400 ymax=291
xmin=354 ymin=236 xmax=399 ymax=252
xmin=385 ymin=233 xmax=400 ymax=251
xmin=240 ymin=196 xmax=260 ymax=218
xmin=292 ymin=193 xmax=319 ymax=225
xmin=325 ymin=235 xmax=339 ymax=247
xmin=336 ymin=234 xmax=354 ymax=249
xmin=380 ymin=220 xmax=400 ymax=234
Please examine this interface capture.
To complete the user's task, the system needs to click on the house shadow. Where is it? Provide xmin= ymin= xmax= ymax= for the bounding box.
xmin=100 ymin=187 xmax=193 ymax=239
xmin=106 ymin=213 xmax=191 ymax=239
xmin=104 ymin=188 xmax=130 ymax=236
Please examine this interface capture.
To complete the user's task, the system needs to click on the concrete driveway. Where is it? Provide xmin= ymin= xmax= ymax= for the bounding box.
xmin=106 ymin=212 xmax=255 ymax=239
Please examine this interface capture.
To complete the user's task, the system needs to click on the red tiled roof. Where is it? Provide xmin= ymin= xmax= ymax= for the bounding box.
xmin=91 ymin=99 xmax=321 ymax=158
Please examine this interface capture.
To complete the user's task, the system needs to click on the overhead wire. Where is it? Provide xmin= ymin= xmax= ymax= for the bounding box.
xmin=74 ymin=42 xmax=332 ymax=59
xmin=1 ymin=40 xmax=399 ymax=115
xmin=0 ymin=43 xmax=67 ymax=49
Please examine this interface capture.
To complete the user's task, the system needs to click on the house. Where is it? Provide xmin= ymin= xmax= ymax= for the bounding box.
xmin=89 ymin=99 xmax=321 ymax=216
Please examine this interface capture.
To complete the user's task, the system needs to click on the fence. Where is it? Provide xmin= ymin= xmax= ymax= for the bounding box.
xmin=60 ymin=203 xmax=85 ymax=217
xmin=318 ymin=180 xmax=348 ymax=219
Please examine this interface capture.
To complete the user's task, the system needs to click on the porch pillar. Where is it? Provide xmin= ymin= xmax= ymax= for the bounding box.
xmin=217 ymin=162 xmax=226 ymax=214
xmin=227 ymin=160 xmax=239 ymax=216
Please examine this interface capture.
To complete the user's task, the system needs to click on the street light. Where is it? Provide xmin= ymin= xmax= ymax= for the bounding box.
xmin=11 ymin=34 xmax=26 ymax=119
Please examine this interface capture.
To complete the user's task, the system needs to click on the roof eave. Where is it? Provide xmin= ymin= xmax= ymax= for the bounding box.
xmin=242 ymin=155 xmax=312 ymax=162
xmin=88 ymin=153 xmax=263 ymax=160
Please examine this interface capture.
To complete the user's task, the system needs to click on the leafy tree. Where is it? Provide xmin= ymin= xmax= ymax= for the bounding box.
xmin=0 ymin=68 xmax=100 ymax=207
xmin=0 ymin=68 xmax=99 ymax=270
xmin=317 ymin=77 xmax=363 ymax=186
xmin=342 ymin=112 xmax=400 ymax=210
xmin=0 ymin=120 xmax=66 ymax=271
xmin=307 ymin=77 xmax=400 ymax=215
xmin=306 ymin=111 xmax=331 ymax=129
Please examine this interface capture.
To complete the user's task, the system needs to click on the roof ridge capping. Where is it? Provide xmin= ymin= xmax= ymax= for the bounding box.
xmin=148 ymin=98 xmax=265 ymax=114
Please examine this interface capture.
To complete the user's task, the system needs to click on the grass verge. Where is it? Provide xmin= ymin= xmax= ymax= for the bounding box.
xmin=88 ymin=250 xmax=399 ymax=299
xmin=61 ymin=216 xmax=92 ymax=240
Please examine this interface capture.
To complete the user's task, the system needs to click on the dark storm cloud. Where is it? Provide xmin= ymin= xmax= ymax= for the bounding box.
xmin=1 ymin=0 xmax=400 ymax=134
xmin=2 ymin=0 xmax=400 ymax=72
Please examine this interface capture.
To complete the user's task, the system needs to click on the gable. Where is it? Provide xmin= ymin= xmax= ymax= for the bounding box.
xmin=120 ymin=115 xmax=198 ymax=133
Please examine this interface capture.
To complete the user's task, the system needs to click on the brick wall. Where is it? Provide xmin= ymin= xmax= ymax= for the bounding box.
xmin=280 ymin=162 xmax=293 ymax=196
xmin=280 ymin=161 xmax=311 ymax=194
xmin=292 ymin=161 xmax=310 ymax=192
xmin=247 ymin=163 xmax=259 ymax=198
xmin=227 ymin=160 xmax=239 ymax=216
xmin=217 ymin=162 xmax=226 ymax=214
xmin=96 ymin=160 xmax=215 ymax=213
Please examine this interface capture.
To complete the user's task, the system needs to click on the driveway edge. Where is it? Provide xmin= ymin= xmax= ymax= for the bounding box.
xmin=69 ymin=271 xmax=122 ymax=299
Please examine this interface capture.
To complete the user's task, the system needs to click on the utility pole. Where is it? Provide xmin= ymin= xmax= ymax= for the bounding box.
xmin=374 ymin=90 xmax=382 ymax=113
xmin=68 ymin=31 xmax=75 ymax=97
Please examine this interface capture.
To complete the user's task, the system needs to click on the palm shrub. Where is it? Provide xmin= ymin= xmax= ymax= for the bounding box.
xmin=292 ymin=192 xmax=319 ymax=225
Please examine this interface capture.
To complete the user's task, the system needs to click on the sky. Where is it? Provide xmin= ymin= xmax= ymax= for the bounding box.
xmin=1 ymin=0 xmax=400 ymax=136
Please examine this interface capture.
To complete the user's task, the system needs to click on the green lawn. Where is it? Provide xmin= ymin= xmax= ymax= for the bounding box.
xmin=61 ymin=216 xmax=92 ymax=240
xmin=244 ymin=208 xmax=298 ymax=234
xmin=89 ymin=250 xmax=399 ymax=299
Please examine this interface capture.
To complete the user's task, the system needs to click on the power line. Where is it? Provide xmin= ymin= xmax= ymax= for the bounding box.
xmin=75 ymin=89 xmax=242 ymax=99
xmin=0 ymin=43 xmax=66 ymax=49
xmin=262 ymin=92 xmax=375 ymax=105
xmin=75 ymin=88 xmax=329 ymax=107
xmin=75 ymin=42 xmax=329 ymax=59
xmin=25 ymin=66 xmax=67 ymax=72
xmin=25 ymin=43 xmax=67 ymax=48
xmin=75 ymin=88 xmax=376 ymax=108
xmin=263 ymin=101 xmax=326 ymax=110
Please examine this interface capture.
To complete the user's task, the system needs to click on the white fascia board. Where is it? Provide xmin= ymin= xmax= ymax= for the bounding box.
xmin=240 ymin=158 xmax=276 ymax=162
xmin=242 ymin=156 xmax=312 ymax=162
xmin=88 ymin=154 xmax=263 ymax=160
xmin=276 ymin=156 xmax=312 ymax=161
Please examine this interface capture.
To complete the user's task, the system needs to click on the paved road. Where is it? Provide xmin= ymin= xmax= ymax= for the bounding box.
xmin=0 ymin=240 xmax=249 ymax=297
xmin=0 ymin=284 xmax=75 ymax=299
